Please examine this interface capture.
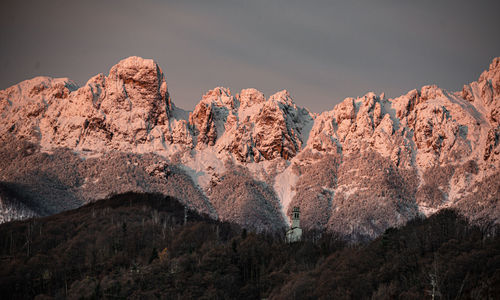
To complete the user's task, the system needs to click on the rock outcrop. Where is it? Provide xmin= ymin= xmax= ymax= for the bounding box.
xmin=189 ymin=87 xmax=313 ymax=162
xmin=1 ymin=56 xmax=174 ymax=152
xmin=0 ymin=76 xmax=79 ymax=143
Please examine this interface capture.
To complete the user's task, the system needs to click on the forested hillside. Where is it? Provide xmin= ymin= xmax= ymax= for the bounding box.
xmin=0 ymin=192 xmax=498 ymax=299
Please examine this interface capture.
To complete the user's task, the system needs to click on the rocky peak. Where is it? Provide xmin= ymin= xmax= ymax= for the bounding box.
xmin=1 ymin=56 xmax=175 ymax=152
xmin=243 ymin=90 xmax=312 ymax=161
xmin=333 ymin=97 xmax=356 ymax=125
xmin=455 ymin=58 xmax=500 ymax=164
xmin=252 ymin=100 xmax=298 ymax=161
xmin=480 ymin=58 xmax=500 ymax=124
xmin=0 ymin=76 xmax=79 ymax=143
xmin=200 ymin=87 xmax=235 ymax=108
xmin=101 ymin=56 xmax=171 ymax=115
xmin=307 ymin=110 xmax=339 ymax=152
xmin=477 ymin=58 xmax=500 ymax=162
xmin=238 ymin=88 xmax=266 ymax=109
xmin=189 ymin=87 xmax=236 ymax=148
xmin=70 ymin=56 xmax=172 ymax=151
xmin=189 ymin=101 xmax=218 ymax=147
xmin=462 ymin=57 xmax=500 ymax=111
xmin=479 ymin=57 xmax=500 ymax=89
xmin=419 ymin=85 xmax=447 ymax=102
xmin=189 ymin=86 xmax=312 ymax=161
xmin=268 ymin=89 xmax=294 ymax=106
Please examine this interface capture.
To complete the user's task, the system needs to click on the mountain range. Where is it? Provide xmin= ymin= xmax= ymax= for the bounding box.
xmin=1 ymin=56 xmax=499 ymax=239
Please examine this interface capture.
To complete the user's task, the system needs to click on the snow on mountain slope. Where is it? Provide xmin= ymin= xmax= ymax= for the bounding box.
xmin=1 ymin=56 xmax=499 ymax=238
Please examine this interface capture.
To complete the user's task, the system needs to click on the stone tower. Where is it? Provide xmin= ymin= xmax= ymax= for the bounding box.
xmin=291 ymin=206 xmax=300 ymax=228
xmin=286 ymin=206 xmax=302 ymax=243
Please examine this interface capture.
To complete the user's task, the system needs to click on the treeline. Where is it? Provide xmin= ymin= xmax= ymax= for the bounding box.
xmin=0 ymin=192 xmax=498 ymax=299
xmin=271 ymin=210 xmax=499 ymax=299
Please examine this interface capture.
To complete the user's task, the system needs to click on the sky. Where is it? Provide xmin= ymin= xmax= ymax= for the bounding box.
xmin=1 ymin=0 xmax=499 ymax=113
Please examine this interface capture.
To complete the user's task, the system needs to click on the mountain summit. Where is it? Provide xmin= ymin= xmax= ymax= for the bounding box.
xmin=1 ymin=56 xmax=499 ymax=238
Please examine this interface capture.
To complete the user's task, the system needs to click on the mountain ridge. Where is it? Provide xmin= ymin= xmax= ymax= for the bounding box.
xmin=1 ymin=56 xmax=499 ymax=238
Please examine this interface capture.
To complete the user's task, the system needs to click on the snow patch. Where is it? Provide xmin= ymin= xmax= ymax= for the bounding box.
xmin=418 ymin=205 xmax=438 ymax=217
xmin=274 ymin=165 xmax=298 ymax=225
xmin=181 ymin=147 xmax=226 ymax=190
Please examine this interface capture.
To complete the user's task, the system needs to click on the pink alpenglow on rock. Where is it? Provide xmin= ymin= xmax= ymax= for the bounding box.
xmin=1 ymin=56 xmax=499 ymax=238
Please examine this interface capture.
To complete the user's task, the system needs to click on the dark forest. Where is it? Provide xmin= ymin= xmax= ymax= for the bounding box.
xmin=0 ymin=192 xmax=498 ymax=299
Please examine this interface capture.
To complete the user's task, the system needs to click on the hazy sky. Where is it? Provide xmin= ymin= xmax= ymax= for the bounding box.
xmin=1 ymin=0 xmax=499 ymax=112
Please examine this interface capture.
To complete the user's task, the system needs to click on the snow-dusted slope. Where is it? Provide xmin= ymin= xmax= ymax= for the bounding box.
xmin=1 ymin=56 xmax=499 ymax=238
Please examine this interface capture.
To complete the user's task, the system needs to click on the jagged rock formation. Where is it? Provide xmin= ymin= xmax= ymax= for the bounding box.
xmin=189 ymin=87 xmax=312 ymax=162
xmin=1 ymin=56 xmax=499 ymax=238
xmin=1 ymin=57 xmax=175 ymax=152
